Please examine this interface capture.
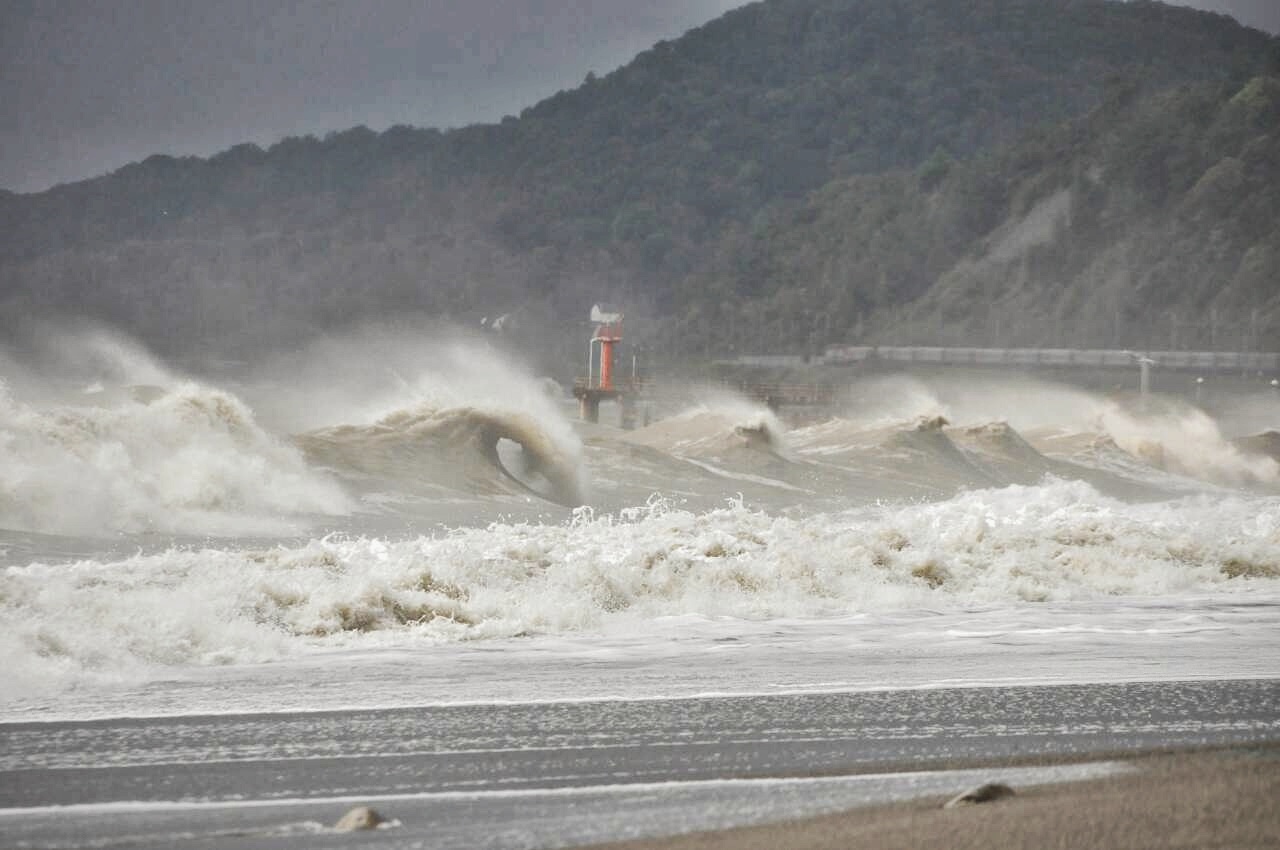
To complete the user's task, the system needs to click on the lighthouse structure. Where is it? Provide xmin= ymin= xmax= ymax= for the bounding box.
xmin=574 ymin=304 xmax=639 ymax=426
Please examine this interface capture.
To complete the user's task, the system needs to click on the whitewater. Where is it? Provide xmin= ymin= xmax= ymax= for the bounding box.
xmin=2 ymin=326 xmax=1279 ymax=726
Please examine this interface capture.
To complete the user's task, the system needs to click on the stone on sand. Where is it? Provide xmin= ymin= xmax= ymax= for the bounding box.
xmin=944 ymin=782 xmax=1016 ymax=808
xmin=334 ymin=805 xmax=385 ymax=831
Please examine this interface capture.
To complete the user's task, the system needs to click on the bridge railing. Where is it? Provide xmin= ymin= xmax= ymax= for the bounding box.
xmin=820 ymin=346 xmax=1279 ymax=372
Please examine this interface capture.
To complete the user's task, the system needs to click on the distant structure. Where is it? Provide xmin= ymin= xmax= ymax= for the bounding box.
xmin=1133 ymin=352 xmax=1155 ymax=403
xmin=818 ymin=345 xmax=1279 ymax=373
xmin=574 ymin=304 xmax=640 ymax=426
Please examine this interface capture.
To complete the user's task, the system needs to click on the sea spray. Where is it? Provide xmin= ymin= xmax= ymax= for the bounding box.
xmin=1095 ymin=401 xmax=1278 ymax=487
xmin=0 ymin=381 xmax=352 ymax=536
xmin=244 ymin=331 xmax=589 ymax=505
xmin=830 ymin=374 xmax=1279 ymax=489
xmin=238 ymin=330 xmax=578 ymax=434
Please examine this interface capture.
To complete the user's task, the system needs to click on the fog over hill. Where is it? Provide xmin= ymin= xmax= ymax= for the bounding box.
xmin=1 ymin=0 xmax=1277 ymax=369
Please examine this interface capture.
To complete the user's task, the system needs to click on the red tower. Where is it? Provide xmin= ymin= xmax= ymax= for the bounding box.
xmin=594 ymin=319 xmax=622 ymax=391
xmin=575 ymin=304 xmax=637 ymax=425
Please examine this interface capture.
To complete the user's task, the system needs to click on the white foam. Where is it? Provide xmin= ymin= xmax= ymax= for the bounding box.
xmin=0 ymin=380 xmax=352 ymax=537
xmin=838 ymin=374 xmax=1279 ymax=489
xmin=3 ymin=479 xmax=1276 ymax=705
xmin=1096 ymin=402 xmax=1278 ymax=487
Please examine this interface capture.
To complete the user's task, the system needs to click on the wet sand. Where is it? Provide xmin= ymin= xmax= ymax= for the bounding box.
xmin=3 ymin=685 xmax=1277 ymax=848
xmin=580 ymin=744 xmax=1280 ymax=850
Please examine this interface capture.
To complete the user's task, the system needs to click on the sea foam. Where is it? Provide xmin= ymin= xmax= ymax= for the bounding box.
xmin=3 ymin=479 xmax=1276 ymax=702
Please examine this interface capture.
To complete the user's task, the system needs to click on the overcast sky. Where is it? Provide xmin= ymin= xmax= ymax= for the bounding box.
xmin=1 ymin=0 xmax=1275 ymax=194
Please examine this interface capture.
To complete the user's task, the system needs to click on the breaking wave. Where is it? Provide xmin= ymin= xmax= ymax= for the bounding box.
xmin=828 ymin=375 xmax=1278 ymax=491
xmin=4 ymin=478 xmax=1277 ymax=699
xmin=1095 ymin=401 xmax=1279 ymax=487
xmin=622 ymin=400 xmax=788 ymax=459
xmin=298 ymin=404 xmax=586 ymax=506
xmin=0 ymin=381 xmax=352 ymax=537
xmin=3 ymin=329 xmax=1278 ymax=710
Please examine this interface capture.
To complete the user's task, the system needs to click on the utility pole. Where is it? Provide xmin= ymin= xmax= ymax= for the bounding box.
xmin=1130 ymin=352 xmax=1154 ymax=410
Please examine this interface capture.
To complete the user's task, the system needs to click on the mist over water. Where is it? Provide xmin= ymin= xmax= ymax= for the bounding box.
xmin=0 ymin=330 xmax=351 ymax=538
xmin=1 ymin=324 xmax=1278 ymax=715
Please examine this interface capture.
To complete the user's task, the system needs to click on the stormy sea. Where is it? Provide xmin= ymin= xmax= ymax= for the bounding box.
xmin=2 ymin=327 xmax=1278 ymax=849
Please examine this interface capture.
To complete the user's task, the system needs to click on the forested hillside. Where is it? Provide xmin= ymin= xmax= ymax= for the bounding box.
xmin=706 ymin=73 xmax=1280 ymax=354
xmin=0 ymin=0 xmax=1276 ymax=370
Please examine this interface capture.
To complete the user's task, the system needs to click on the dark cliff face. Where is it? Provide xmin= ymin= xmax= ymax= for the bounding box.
xmin=0 ymin=0 xmax=1276 ymax=359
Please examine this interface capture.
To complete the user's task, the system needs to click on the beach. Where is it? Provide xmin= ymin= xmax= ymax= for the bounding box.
xmin=583 ymin=744 xmax=1280 ymax=850
xmin=2 ymin=681 xmax=1277 ymax=848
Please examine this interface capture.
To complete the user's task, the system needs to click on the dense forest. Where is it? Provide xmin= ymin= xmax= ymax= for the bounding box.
xmin=1 ymin=0 xmax=1277 ymax=375
xmin=702 ymin=73 xmax=1280 ymax=355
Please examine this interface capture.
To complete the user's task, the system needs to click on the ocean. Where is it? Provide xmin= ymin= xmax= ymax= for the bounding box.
xmin=1 ymin=328 xmax=1278 ymax=847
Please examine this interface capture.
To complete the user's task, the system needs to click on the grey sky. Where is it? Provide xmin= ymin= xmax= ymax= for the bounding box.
xmin=0 ymin=0 xmax=745 ymax=193
xmin=1 ymin=0 xmax=1275 ymax=194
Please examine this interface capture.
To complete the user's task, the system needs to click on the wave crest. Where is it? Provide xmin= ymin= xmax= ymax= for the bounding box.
xmin=299 ymin=404 xmax=586 ymax=506
xmin=0 ymin=382 xmax=351 ymax=536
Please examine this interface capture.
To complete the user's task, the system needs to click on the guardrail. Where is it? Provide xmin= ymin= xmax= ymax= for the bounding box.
xmin=572 ymin=376 xmax=834 ymax=407
xmin=820 ymin=346 xmax=1279 ymax=372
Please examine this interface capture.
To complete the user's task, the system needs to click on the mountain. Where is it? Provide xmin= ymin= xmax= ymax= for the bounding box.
xmin=0 ymin=0 xmax=1276 ymax=368
xmin=709 ymin=73 xmax=1280 ymax=354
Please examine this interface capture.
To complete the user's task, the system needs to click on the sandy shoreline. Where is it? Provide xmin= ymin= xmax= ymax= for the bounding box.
xmin=579 ymin=743 xmax=1280 ymax=850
